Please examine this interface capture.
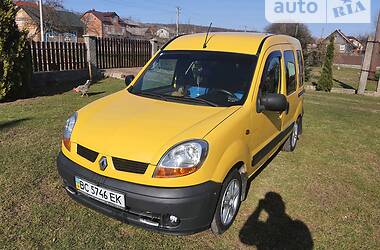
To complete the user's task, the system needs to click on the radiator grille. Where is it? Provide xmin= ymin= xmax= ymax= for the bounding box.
xmin=112 ymin=157 xmax=149 ymax=174
xmin=77 ymin=145 xmax=98 ymax=162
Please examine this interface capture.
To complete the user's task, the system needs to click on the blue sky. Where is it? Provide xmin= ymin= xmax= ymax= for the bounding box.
xmin=64 ymin=0 xmax=380 ymax=37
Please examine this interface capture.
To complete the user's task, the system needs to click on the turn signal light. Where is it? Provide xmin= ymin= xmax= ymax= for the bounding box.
xmin=63 ymin=138 xmax=71 ymax=151
xmin=154 ymin=166 xmax=198 ymax=178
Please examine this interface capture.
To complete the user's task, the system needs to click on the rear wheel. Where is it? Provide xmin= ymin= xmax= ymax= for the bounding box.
xmin=211 ymin=169 xmax=242 ymax=234
xmin=282 ymin=118 xmax=301 ymax=152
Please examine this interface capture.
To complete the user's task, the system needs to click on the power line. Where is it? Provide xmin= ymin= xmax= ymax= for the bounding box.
xmin=105 ymin=0 xmax=174 ymax=14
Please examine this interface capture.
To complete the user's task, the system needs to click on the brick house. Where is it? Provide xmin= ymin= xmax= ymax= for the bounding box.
xmin=15 ymin=1 xmax=84 ymax=42
xmin=81 ymin=10 xmax=130 ymax=38
xmin=323 ymin=29 xmax=364 ymax=55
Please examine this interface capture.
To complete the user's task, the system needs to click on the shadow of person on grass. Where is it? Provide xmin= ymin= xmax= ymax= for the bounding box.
xmin=239 ymin=192 xmax=313 ymax=250
xmin=0 ymin=118 xmax=30 ymax=131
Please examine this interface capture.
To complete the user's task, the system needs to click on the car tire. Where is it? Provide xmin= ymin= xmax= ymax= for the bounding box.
xmin=282 ymin=117 xmax=301 ymax=152
xmin=211 ymin=169 xmax=242 ymax=235
xmin=298 ymin=115 xmax=303 ymax=135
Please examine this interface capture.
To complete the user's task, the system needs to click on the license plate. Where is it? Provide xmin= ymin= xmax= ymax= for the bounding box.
xmin=75 ymin=177 xmax=125 ymax=209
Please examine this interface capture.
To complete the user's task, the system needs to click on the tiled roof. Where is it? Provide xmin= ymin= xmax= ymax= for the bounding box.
xmin=126 ymin=27 xmax=148 ymax=37
xmin=84 ymin=10 xmax=126 ymax=26
xmin=17 ymin=5 xmax=84 ymax=29
xmin=124 ymin=18 xmax=141 ymax=27
xmin=14 ymin=1 xmax=39 ymax=8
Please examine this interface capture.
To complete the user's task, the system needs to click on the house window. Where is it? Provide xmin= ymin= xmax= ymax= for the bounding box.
xmin=340 ymin=45 xmax=346 ymax=51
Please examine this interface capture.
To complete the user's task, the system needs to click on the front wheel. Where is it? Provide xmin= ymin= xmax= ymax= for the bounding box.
xmin=282 ymin=118 xmax=301 ymax=152
xmin=211 ymin=170 xmax=242 ymax=234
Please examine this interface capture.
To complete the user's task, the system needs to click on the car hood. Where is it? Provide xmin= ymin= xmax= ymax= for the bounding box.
xmin=71 ymin=90 xmax=240 ymax=165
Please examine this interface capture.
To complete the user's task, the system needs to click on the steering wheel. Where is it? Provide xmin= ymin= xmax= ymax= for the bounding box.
xmin=209 ymin=89 xmax=237 ymax=100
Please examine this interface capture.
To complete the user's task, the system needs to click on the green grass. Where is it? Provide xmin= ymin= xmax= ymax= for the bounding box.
xmin=307 ymin=66 xmax=379 ymax=91
xmin=1 ymin=79 xmax=379 ymax=249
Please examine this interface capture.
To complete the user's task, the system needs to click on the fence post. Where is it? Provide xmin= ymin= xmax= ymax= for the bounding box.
xmin=150 ymin=39 xmax=158 ymax=58
xmin=377 ymin=75 xmax=380 ymax=94
xmin=83 ymin=35 xmax=98 ymax=80
xmin=358 ymin=35 xmax=375 ymax=95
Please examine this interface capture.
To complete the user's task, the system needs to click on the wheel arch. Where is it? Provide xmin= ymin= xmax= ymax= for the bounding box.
xmin=210 ymin=140 xmax=250 ymax=201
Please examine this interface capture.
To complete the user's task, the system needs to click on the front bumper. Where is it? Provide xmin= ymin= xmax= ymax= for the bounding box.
xmin=57 ymin=152 xmax=221 ymax=235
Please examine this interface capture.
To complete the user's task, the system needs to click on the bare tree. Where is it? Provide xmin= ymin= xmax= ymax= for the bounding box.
xmin=17 ymin=0 xmax=64 ymax=9
xmin=265 ymin=23 xmax=315 ymax=81
xmin=265 ymin=23 xmax=314 ymax=49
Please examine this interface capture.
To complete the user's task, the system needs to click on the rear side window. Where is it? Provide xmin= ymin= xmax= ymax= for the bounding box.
xmin=259 ymin=51 xmax=281 ymax=97
xmin=284 ymin=50 xmax=297 ymax=95
xmin=297 ymin=50 xmax=304 ymax=86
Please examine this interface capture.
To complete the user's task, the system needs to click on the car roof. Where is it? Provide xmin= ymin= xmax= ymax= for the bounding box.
xmin=162 ymin=32 xmax=300 ymax=55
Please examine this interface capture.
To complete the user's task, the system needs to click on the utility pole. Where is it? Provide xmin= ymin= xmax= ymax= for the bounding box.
xmin=38 ymin=0 xmax=44 ymax=42
xmin=369 ymin=11 xmax=380 ymax=80
xmin=358 ymin=35 xmax=375 ymax=94
xmin=176 ymin=6 xmax=181 ymax=36
xmin=295 ymin=23 xmax=299 ymax=37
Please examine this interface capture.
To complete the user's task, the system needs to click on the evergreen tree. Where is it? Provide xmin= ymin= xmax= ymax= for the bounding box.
xmin=0 ymin=0 xmax=31 ymax=101
xmin=317 ymin=36 xmax=335 ymax=92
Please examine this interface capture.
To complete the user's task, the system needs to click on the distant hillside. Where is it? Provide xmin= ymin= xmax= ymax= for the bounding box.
xmin=145 ymin=23 xmax=256 ymax=34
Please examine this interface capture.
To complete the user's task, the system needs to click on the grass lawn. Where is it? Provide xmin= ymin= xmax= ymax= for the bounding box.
xmin=1 ymin=78 xmax=379 ymax=249
xmin=307 ymin=66 xmax=379 ymax=92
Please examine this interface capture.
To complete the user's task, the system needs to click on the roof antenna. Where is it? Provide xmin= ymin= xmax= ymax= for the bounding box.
xmin=203 ymin=22 xmax=212 ymax=48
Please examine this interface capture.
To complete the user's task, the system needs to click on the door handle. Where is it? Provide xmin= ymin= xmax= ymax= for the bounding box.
xmin=285 ymin=102 xmax=290 ymax=114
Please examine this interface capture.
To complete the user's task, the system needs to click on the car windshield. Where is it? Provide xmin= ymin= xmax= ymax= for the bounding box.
xmin=129 ymin=51 xmax=258 ymax=107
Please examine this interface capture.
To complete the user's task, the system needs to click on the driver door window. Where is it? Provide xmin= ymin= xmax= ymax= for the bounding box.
xmin=259 ymin=51 xmax=281 ymax=97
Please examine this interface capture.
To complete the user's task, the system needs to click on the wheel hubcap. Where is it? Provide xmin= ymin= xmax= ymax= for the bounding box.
xmin=220 ymin=179 xmax=240 ymax=226
xmin=291 ymin=123 xmax=298 ymax=147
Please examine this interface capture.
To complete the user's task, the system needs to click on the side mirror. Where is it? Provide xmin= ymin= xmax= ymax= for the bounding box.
xmin=125 ymin=75 xmax=135 ymax=86
xmin=257 ymin=93 xmax=289 ymax=113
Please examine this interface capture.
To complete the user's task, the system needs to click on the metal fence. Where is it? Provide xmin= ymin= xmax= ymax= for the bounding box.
xmin=334 ymin=54 xmax=364 ymax=66
xmin=95 ymin=38 xmax=151 ymax=69
xmin=29 ymin=41 xmax=87 ymax=72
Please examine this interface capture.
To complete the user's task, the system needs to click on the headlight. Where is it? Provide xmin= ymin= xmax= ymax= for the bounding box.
xmin=63 ymin=112 xmax=77 ymax=151
xmin=153 ymin=140 xmax=208 ymax=178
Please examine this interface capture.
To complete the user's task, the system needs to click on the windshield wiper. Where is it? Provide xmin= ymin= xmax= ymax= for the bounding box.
xmin=167 ymin=96 xmax=219 ymax=107
xmin=134 ymin=91 xmax=168 ymax=101
xmin=133 ymin=91 xmax=218 ymax=107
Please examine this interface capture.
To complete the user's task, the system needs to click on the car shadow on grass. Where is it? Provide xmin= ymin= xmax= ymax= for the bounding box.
xmin=239 ymin=150 xmax=314 ymax=250
xmin=0 ymin=118 xmax=30 ymax=131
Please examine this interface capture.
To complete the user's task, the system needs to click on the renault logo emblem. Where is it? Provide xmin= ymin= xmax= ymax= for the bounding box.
xmin=99 ymin=156 xmax=108 ymax=171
